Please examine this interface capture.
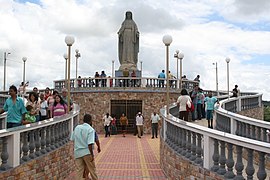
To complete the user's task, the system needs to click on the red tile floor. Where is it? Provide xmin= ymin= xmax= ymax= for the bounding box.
xmin=65 ymin=134 xmax=167 ymax=180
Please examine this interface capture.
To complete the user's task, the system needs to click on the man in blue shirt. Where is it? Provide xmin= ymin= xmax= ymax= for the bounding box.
xmin=158 ymin=70 xmax=165 ymax=88
xmin=204 ymin=93 xmax=218 ymax=129
xmin=0 ymin=85 xmax=27 ymax=128
xmin=70 ymin=114 xmax=98 ymax=180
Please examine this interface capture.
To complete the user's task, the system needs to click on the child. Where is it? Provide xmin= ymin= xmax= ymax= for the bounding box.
xmin=23 ymin=105 xmax=36 ymax=124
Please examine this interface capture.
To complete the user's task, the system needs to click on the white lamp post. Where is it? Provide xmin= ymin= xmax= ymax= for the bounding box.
xmin=65 ymin=35 xmax=75 ymax=113
xmin=140 ymin=61 xmax=143 ymax=76
xmin=112 ymin=60 xmax=115 ymax=78
xmin=213 ymin=62 xmax=219 ymax=96
xmin=3 ymin=52 xmax=11 ymax=91
xmin=162 ymin=35 xmax=173 ymax=116
xmin=174 ymin=50 xmax=179 ymax=80
xmin=178 ymin=52 xmax=184 ymax=89
xmin=63 ymin=53 xmax=68 ymax=88
xmin=225 ymin=57 xmax=230 ymax=99
xmin=22 ymin=57 xmax=27 ymax=85
xmin=75 ymin=49 xmax=81 ymax=80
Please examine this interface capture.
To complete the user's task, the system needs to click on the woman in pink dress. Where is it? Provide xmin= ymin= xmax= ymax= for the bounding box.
xmin=51 ymin=95 xmax=67 ymax=118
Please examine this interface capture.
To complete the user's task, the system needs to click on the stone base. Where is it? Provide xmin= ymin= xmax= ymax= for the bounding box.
xmin=119 ymin=63 xmax=137 ymax=71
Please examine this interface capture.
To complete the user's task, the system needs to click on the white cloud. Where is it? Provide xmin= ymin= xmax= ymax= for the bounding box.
xmin=0 ymin=0 xmax=270 ymax=100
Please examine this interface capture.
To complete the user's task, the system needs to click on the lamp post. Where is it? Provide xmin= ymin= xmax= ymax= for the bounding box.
xmin=75 ymin=49 xmax=81 ymax=80
xmin=22 ymin=57 xmax=27 ymax=85
xmin=112 ymin=60 xmax=115 ymax=77
xmin=174 ymin=50 xmax=179 ymax=80
xmin=65 ymin=35 xmax=75 ymax=113
xmin=225 ymin=57 xmax=230 ymax=99
xmin=162 ymin=35 xmax=173 ymax=116
xmin=140 ymin=61 xmax=143 ymax=76
xmin=213 ymin=62 xmax=219 ymax=96
xmin=63 ymin=53 xmax=68 ymax=88
xmin=3 ymin=52 xmax=11 ymax=91
xmin=178 ymin=52 xmax=184 ymax=89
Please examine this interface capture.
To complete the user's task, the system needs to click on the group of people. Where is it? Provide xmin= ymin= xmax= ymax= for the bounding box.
xmin=0 ymin=85 xmax=73 ymax=128
xmin=176 ymin=85 xmax=218 ymax=128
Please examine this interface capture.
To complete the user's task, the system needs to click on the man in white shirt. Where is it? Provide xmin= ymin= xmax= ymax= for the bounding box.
xmin=151 ymin=112 xmax=160 ymax=139
xmin=136 ymin=112 xmax=144 ymax=138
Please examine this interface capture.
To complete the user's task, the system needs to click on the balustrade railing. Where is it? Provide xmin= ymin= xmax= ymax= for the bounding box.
xmin=161 ymin=105 xmax=270 ymax=179
xmin=54 ymin=77 xmax=199 ymax=91
xmin=0 ymin=104 xmax=80 ymax=171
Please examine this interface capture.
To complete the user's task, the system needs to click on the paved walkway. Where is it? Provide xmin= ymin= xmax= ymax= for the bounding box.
xmin=65 ymin=134 xmax=167 ymax=180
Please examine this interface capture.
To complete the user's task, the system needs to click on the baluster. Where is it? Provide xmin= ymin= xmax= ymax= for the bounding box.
xmin=257 ymin=152 xmax=266 ymax=180
xmin=60 ymin=122 xmax=65 ymax=145
xmin=40 ymin=127 xmax=46 ymax=154
xmin=246 ymin=124 xmax=251 ymax=139
xmin=224 ymin=143 xmax=235 ymax=179
xmin=21 ymin=132 xmax=29 ymax=162
xmin=35 ymin=129 xmax=41 ymax=156
xmin=171 ymin=126 xmax=177 ymax=150
xmin=50 ymin=125 xmax=55 ymax=150
xmin=177 ymin=128 xmax=182 ymax=154
xmin=235 ymin=146 xmax=244 ymax=180
xmin=54 ymin=123 xmax=59 ymax=148
xmin=181 ymin=129 xmax=186 ymax=156
xmin=58 ymin=123 xmax=63 ymax=146
xmin=185 ymin=130 xmax=191 ymax=158
xmin=190 ymin=132 xmax=196 ymax=161
xmin=29 ymin=130 xmax=36 ymax=159
xmin=211 ymin=139 xmax=219 ymax=172
xmin=165 ymin=124 xmax=170 ymax=144
xmin=245 ymin=148 xmax=255 ymax=180
xmin=236 ymin=121 xmax=240 ymax=135
xmin=262 ymin=128 xmax=267 ymax=142
xmin=0 ymin=137 xmax=9 ymax=170
xmin=65 ymin=121 xmax=70 ymax=143
xmin=257 ymin=127 xmax=261 ymax=141
xmin=239 ymin=122 xmax=243 ymax=136
xmin=242 ymin=123 xmax=246 ymax=137
xmin=251 ymin=125 xmax=256 ymax=140
xmin=46 ymin=126 xmax=51 ymax=152
xmin=194 ymin=133 xmax=202 ymax=166
xmin=217 ymin=141 xmax=226 ymax=175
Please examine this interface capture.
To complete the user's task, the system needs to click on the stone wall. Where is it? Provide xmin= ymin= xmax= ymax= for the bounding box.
xmin=72 ymin=91 xmax=179 ymax=134
xmin=0 ymin=142 xmax=75 ymax=180
xmin=160 ymin=140 xmax=223 ymax=180
xmin=238 ymin=107 xmax=264 ymax=120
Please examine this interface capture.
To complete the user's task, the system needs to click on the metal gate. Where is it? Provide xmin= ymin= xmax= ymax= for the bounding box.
xmin=111 ymin=100 xmax=142 ymax=134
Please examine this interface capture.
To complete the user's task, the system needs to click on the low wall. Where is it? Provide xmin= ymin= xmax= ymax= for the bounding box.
xmin=160 ymin=140 xmax=223 ymax=180
xmin=238 ymin=107 xmax=264 ymax=120
xmin=0 ymin=141 xmax=75 ymax=179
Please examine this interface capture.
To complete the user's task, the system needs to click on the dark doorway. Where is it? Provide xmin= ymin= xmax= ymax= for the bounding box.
xmin=111 ymin=100 xmax=142 ymax=134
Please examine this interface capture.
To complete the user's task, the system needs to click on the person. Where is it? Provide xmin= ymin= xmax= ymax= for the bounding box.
xmin=194 ymin=75 xmax=200 ymax=82
xmin=26 ymin=92 xmax=40 ymax=121
xmin=158 ymin=70 xmax=165 ymax=88
xmin=61 ymin=88 xmax=73 ymax=111
xmin=151 ymin=112 xmax=160 ymax=139
xmin=177 ymin=89 xmax=192 ymax=122
xmin=82 ymin=114 xmax=101 ymax=179
xmin=196 ymin=88 xmax=205 ymax=120
xmin=103 ymin=113 xmax=112 ymax=137
xmin=122 ymin=68 xmax=129 ymax=87
xmin=110 ymin=114 xmax=117 ymax=135
xmin=204 ymin=93 xmax=218 ymax=128
xmin=0 ymin=85 xmax=27 ymax=128
xmin=70 ymin=114 xmax=98 ymax=180
xmin=39 ymin=93 xmax=48 ymax=120
xmin=44 ymin=87 xmax=51 ymax=100
xmin=100 ymin=71 xmax=107 ymax=87
xmin=118 ymin=11 xmax=139 ymax=70
xmin=51 ymin=95 xmax=67 ymax=118
xmin=136 ymin=112 xmax=144 ymax=138
xmin=18 ymin=81 xmax=28 ymax=97
xmin=33 ymin=87 xmax=39 ymax=95
xmin=168 ymin=71 xmax=175 ymax=87
xmin=94 ymin=72 xmax=100 ymax=87
xmin=191 ymin=85 xmax=199 ymax=121
xmin=77 ymin=76 xmax=82 ymax=88
xmin=24 ymin=105 xmax=36 ymax=124
xmin=131 ymin=70 xmax=137 ymax=87
xmin=47 ymin=90 xmax=59 ymax=118
xmin=119 ymin=113 xmax=128 ymax=137
xmin=232 ymin=85 xmax=240 ymax=97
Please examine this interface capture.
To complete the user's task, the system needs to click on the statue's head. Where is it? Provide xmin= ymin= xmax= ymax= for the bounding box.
xmin=125 ymin=11 xmax=132 ymax=20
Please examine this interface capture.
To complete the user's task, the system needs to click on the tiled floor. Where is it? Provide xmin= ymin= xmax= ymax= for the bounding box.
xmin=65 ymin=134 xmax=167 ymax=180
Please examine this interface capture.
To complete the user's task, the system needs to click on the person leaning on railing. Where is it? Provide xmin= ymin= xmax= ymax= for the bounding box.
xmin=0 ymin=85 xmax=27 ymax=128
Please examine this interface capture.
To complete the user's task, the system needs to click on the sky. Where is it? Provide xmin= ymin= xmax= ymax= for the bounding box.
xmin=0 ymin=0 xmax=270 ymax=100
